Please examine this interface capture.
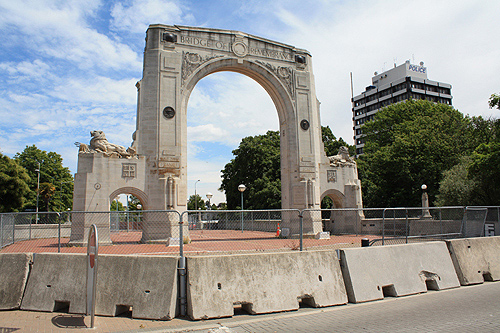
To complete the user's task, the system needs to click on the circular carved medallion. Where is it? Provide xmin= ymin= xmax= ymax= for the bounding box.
xmin=163 ymin=106 xmax=175 ymax=119
xmin=232 ymin=42 xmax=248 ymax=57
xmin=300 ymin=119 xmax=310 ymax=130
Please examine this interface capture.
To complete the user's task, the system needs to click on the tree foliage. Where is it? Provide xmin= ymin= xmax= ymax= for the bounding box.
xmin=489 ymin=93 xmax=500 ymax=110
xmin=220 ymin=128 xmax=353 ymax=210
xmin=436 ymin=117 xmax=500 ymax=206
xmin=187 ymin=194 xmax=207 ymax=210
xmin=322 ymin=126 xmax=354 ymax=156
xmin=0 ymin=153 xmax=31 ymax=212
xmin=435 ymin=156 xmax=478 ymax=206
xmin=358 ymin=100 xmax=472 ymax=207
xmin=220 ymin=130 xmax=281 ymax=210
xmin=14 ymin=145 xmax=73 ymax=212
xmin=468 ymin=141 xmax=500 ymax=205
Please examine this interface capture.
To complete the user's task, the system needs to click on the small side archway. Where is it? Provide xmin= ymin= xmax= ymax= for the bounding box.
xmin=109 ymin=187 xmax=149 ymax=210
xmin=320 ymin=189 xmax=345 ymax=209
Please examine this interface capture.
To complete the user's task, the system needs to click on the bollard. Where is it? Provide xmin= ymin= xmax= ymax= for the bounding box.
xmin=361 ymin=238 xmax=370 ymax=247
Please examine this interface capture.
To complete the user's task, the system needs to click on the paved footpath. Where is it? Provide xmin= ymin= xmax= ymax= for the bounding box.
xmin=1 ymin=282 xmax=500 ymax=332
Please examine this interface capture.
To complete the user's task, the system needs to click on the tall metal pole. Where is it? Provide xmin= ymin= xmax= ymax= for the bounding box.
xmin=35 ymin=161 xmax=40 ymax=224
xmin=194 ymin=180 xmax=200 ymax=211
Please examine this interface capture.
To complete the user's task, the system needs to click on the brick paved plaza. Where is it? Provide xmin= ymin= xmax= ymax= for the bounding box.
xmin=0 ymin=230 xmax=378 ymax=255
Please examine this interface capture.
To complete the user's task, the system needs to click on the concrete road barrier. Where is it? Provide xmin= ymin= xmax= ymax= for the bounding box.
xmin=21 ymin=253 xmax=87 ymax=313
xmin=446 ymin=236 xmax=500 ymax=285
xmin=186 ymin=250 xmax=347 ymax=320
xmin=21 ymin=253 xmax=178 ymax=320
xmin=340 ymin=242 xmax=460 ymax=303
xmin=95 ymin=254 xmax=178 ymax=320
xmin=0 ymin=253 xmax=32 ymax=310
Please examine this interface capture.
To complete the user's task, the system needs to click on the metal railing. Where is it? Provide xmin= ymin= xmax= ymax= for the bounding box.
xmin=1 ymin=206 xmax=498 ymax=254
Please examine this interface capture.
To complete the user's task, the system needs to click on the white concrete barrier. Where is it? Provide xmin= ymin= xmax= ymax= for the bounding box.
xmin=340 ymin=242 xmax=460 ymax=303
xmin=446 ymin=236 xmax=500 ymax=285
xmin=21 ymin=253 xmax=88 ymax=313
xmin=95 ymin=254 xmax=178 ymax=320
xmin=21 ymin=253 xmax=178 ymax=320
xmin=0 ymin=253 xmax=32 ymax=310
xmin=186 ymin=250 xmax=347 ymax=320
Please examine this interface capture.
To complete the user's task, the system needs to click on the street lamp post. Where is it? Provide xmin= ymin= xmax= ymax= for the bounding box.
xmin=238 ymin=184 xmax=246 ymax=232
xmin=194 ymin=179 xmax=201 ymax=224
xmin=194 ymin=179 xmax=201 ymax=210
xmin=206 ymin=192 xmax=213 ymax=229
xmin=421 ymin=184 xmax=431 ymax=218
xmin=206 ymin=192 xmax=213 ymax=210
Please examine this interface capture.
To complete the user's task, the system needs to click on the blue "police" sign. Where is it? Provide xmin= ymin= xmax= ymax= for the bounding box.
xmin=408 ymin=64 xmax=426 ymax=74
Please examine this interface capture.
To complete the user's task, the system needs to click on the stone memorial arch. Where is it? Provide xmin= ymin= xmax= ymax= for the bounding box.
xmin=70 ymin=24 xmax=363 ymax=244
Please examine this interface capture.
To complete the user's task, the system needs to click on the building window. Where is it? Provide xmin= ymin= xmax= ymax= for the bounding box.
xmin=122 ymin=163 xmax=136 ymax=178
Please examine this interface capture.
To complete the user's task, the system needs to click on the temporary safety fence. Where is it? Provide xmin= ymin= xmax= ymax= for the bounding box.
xmin=1 ymin=206 xmax=499 ymax=255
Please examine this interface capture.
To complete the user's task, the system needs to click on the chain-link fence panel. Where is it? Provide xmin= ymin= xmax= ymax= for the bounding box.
xmin=462 ymin=207 xmax=488 ymax=238
xmin=0 ymin=214 xmax=15 ymax=248
xmin=0 ymin=210 xmax=183 ymax=255
xmin=370 ymin=207 xmax=468 ymax=246
xmin=180 ymin=209 xmax=304 ymax=255
xmin=1 ymin=206 xmax=499 ymax=254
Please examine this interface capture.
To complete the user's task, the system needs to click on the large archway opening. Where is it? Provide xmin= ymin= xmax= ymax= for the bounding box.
xmin=186 ymin=71 xmax=280 ymax=208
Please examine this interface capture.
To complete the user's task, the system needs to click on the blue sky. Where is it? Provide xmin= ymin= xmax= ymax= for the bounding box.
xmin=1 ymin=0 xmax=499 ymax=205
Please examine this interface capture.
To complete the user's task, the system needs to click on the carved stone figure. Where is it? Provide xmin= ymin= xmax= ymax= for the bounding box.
xmin=74 ymin=130 xmax=137 ymax=158
xmin=328 ymin=146 xmax=356 ymax=167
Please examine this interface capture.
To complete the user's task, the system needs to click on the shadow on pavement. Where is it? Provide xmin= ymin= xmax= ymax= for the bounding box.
xmin=51 ymin=314 xmax=87 ymax=329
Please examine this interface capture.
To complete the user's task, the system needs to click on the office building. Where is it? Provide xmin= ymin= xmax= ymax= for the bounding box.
xmin=352 ymin=61 xmax=452 ymax=156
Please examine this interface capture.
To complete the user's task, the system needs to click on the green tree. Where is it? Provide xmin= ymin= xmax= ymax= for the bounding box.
xmin=468 ymin=142 xmax=500 ymax=205
xmin=358 ymin=100 xmax=472 ymax=207
xmin=110 ymin=199 xmax=126 ymax=211
xmin=14 ymin=145 xmax=73 ymax=212
xmin=0 ymin=153 xmax=31 ymax=212
xmin=187 ymin=194 xmax=206 ymax=210
xmin=435 ymin=156 xmax=478 ymax=206
xmin=489 ymin=93 xmax=500 ymax=110
xmin=220 ymin=127 xmax=351 ymax=210
xmin=220 ymin=130 xmax=281 ymax=210
xmin=322 ymin=126 xmax=355 ymax=156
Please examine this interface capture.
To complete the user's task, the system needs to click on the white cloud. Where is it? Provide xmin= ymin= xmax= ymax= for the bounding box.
xmin=49 ymin=76 xmax=138 ymax=105
xmin=0 ymin=0 xmax=141 ymax=71
xmin=188 ymin=124 xmax=232 ymax=144
xmin=110 ymin=0 xmax=186 ymax=33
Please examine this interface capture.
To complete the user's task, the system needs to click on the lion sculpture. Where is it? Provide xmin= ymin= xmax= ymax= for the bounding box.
xmin=75 ymin=130 xmax=137 ymax=158
xmin=328 ymin=146 xmax=355 ymax=167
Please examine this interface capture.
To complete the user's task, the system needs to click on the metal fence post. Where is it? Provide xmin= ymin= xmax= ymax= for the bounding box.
xmin=299 ymin=210 xmax=303 ymax=251
xmin=382 ymin=208 xmax=387 ymax=245
xmin=58 ymin=216 xmax=61 ymax=253
xmin=0 ymin=214 xmax=3 ymax=248
xmin=29 ymin=215 xmax=32 ymax=240
xmin=240 ymin=210 xmax=244 ymax=233
xmin=178 ymin=211 xmax=187 ymax=317
xmin=439 ymin=207 xmax=443 ymax=239
xmin=405 ymin=208 xmax=408 ymax=244
xmin=12 ymin=215 xmax=15 ymax=244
